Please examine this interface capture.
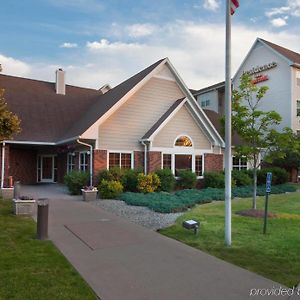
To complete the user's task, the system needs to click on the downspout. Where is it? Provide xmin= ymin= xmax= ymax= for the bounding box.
xmin=1 ymin=142 xmax=5 ymax=188
xmin=141 ymin=141 xmax=148 ymax=175
xmin=76 ymin=139 xmax=93 ymax=186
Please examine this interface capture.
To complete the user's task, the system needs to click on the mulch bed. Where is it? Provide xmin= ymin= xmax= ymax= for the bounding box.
xmin=236 ymin=209 xmax=277 ymax=219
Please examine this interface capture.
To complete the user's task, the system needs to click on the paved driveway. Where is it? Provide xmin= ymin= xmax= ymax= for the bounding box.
xmin=24 ymin=184 xmax=290 ymax=300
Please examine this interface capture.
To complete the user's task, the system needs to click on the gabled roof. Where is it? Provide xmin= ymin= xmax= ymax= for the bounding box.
xmin=141 ymin=98 xmax=186 ymax=140
xmin=192 ymin=81 xmax=225 ymax=96
xmin=1 ymin=59 xmax=164 ymax=144
xmin=259 ymin=38 xmax=300 ymax=66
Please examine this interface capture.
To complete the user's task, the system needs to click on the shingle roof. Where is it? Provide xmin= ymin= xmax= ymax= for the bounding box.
xmin=141 ymin=98 xmax=185 ymax=140
xmin=0 ymin=58 xmax=165 ymax=143
xmin=259 ymin=38 xmax=300 ymax=65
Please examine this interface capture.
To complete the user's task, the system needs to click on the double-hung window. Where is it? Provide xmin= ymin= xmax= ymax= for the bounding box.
xmin=109 ymin=152 xmax=132 ymax=169
xmin=67 ymin=153 xmax=75 ymax=173
xmin=79 ymin=152 xmax=89 ymax=171
xmin=232 ymin=156 xmax=247 ymax=170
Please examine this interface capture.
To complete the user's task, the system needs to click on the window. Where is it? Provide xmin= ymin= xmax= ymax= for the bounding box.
xmin=109 ymin=152 xmax=132 ymax=169
xmin=175 ymin=136 xmax=193 ymax=147
xmin=79 ymin=152 xmax=89 ymax=171
xmin=67 ymin=153 xmax=75 ymax=173
xmin=195 ymin=155 xmax=203 ymax=176
xmin=201 ymin=99 xmax=210 ymax=107
xmin=232 ymin=156 xmax=247 ymax=170
xmin=296 ymin=71 xmax=300 ymax=87
xmin=163 ymin=154 xmax=172 ymax=169
xmin=297 ymin=100 xmax=300 ymax=117
xmin=175 ymin=154 xmax=192 ymax=176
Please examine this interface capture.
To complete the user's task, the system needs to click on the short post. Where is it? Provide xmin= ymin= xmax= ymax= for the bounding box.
xmin=263 ymin=172 xmax=272 ymax=235
xmin=13 ymin=181 xmax=21 ymax=199
xmin=37 ymin=198 xmax=49 ymax=240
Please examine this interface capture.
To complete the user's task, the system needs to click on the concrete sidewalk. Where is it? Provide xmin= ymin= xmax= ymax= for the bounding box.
xmin=48 ymin=198 xmax=290 ymax=300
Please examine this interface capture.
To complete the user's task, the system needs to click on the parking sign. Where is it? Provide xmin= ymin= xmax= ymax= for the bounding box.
xmin=266 ymin=172 xmax=272 ymax=193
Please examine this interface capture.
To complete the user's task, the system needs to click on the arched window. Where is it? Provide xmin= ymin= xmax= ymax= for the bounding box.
xmin=175 ymin=136 xmax=193 ymax=147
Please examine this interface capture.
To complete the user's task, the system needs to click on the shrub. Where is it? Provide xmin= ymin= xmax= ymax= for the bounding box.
xmin=64 ymin=171 xmax=89 ymax=195
xmin=204 ymin=172 xmax=225 ymax=188
xmin=121 ymin=169 xmax=141 ymax=192
xmin=155 ymin=168 xmax=176 ymax=192
xmin=98 ymin=179 xmax=123 ymax=199
xmin=137 ymin=173 xmax=160 ymax=193
xmin=177 ymin=170 xmax=197 ymax=189
xmin=257 ymin=167 xmax=289 ymax=185
xmin=232 ymin=170 xmax=252 ymax=186
xmin=97 ymin=167 xmax=124 ymax=183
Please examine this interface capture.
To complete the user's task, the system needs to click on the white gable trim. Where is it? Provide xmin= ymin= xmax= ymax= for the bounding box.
xmin=82 ymin=58 xmax=224 ymax=147
xmin=233 ymin=38 xmax=292 ymax=82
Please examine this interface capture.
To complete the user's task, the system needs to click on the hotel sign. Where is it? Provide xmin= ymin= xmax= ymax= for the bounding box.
xmin=243 ymin=62 xmax=277 ymax=76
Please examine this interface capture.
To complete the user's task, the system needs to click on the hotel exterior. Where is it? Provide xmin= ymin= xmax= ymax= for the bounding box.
xmin=0 ymin=58 xmax=224 ymax=187
xmin=193 ymin=38 xmax=300 ymax=134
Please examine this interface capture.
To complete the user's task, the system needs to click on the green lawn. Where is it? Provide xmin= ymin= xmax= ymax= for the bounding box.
xmin=160 ymin=192 xmax=300 ymax=287
xmin=0 ymin=199 xmax=97 ymax=300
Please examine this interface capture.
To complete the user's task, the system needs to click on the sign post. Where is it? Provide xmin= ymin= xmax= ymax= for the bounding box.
xmin=263 ymin=172 xmax=272 ymax=234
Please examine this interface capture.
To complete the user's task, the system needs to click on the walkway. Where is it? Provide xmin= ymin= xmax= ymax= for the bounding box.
xmin=23 ymin=184 xmax=289 ymax=300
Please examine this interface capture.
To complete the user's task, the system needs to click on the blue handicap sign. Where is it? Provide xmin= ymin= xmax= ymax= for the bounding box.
xmin=266 ymin=172 xmax=272 ymax=193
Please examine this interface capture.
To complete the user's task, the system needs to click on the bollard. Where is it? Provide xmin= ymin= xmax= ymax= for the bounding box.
xmin=37 ymin=198 xmax=49 ymax=240
xmin=13 ymin=181 xmax=21 ymax=199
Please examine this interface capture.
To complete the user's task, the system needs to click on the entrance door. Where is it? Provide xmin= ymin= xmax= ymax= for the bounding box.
xmin=38 ymin=155 xmax=57 ymax=183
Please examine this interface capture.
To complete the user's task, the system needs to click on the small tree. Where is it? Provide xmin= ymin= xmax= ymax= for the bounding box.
xmin=231 ymin=73 xmax=283 ymax=209
xmin=0 ymin=67 xmax=21 ymax=141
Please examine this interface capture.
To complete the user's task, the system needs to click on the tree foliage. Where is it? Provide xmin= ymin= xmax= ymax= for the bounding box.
xmin=231 ymin=73 xmax=284 ymax=209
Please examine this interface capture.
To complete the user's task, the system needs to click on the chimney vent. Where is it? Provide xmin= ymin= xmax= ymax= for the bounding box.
xmin=99 ymin=84 xmax=111 ymax=95
xmin=56 ymin=69 xmax=66 ymax=95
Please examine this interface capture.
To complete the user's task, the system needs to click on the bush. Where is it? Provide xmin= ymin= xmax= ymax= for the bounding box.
xmin=155 ymin=168 xmax=176 ymax=192
xmin=177 ymin=170 xmax=197 ymax=189
xmin=97 ymin=167 xmax=124 ymax=183
xmin=64 ymin=171 xmax=89 ymax=195
xmin=232 ymin=170 xmax=252 ymax=186
xmin=257 ymin=167 xmax=289 ymax=185
xmin=137 ymin=173 xmax=160 ymax=193
xmin=98 ymin=179 xmax=123 ymax=199
xmin=204 ymin=172 xmax=225 ymax=188
xmin=121 ymin=169 xmax=141 ymax=192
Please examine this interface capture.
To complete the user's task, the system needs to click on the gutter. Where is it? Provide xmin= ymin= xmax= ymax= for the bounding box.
xmin=140 ymin=140 xmax=149 ymax=175
xmin=1 ymin=142 xmax=5 ymax=188
xmin=76 ymin=138 xmax=93 ymax=186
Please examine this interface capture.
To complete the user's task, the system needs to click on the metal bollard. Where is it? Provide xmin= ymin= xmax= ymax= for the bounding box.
xmin=13 ymin=181 xmax=21 ymax=199
xmin=37 ymin=198 xmax=49 ymax=240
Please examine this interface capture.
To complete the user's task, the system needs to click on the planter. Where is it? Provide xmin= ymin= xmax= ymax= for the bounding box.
xmin=1 ymin=187 xmax=14 ymax=200
xmin=81 ymin=189 xmax=98 ymax=201
xmin=13 ymin=199 xmax=36 ymax=215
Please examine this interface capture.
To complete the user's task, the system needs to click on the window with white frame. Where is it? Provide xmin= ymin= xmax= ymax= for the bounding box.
xmin=195 ymin=155 xmax=203 ymax=176
xmin=67 ymin=153 xmax=75 ymax=173
xmin=163 ymin=154 xmax=172 ymax=169
xmin=232 ymin=156 xmax=247 ymax=170
xmin=201 ymin=99 xmax=210 ymax=107
xmin=175 ymin=136 xmax=193 ymax=147
xmin=109 ymin=152 xmax=132 ymax=169
xmin=79 ymin=152 xmax=89 ymax=171
xmin=297 ymin=100 xmax=300 ymax=117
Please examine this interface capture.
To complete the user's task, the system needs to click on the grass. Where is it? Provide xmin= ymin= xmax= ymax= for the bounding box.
xmin=0 ymin=199 xmax=97 ymax=300
xmin=160 ymin=192 xmax=300 ymax=287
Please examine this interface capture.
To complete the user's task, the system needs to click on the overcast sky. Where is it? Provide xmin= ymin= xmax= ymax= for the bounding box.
xmin=1 ymin=0 xmax=300 ymax=89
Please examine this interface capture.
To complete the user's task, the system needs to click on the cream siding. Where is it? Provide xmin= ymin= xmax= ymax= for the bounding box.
xmin=98 ymin=77 xmax=185 ymax=150
xmin=152 ymin=104 xmax=211 ymax=149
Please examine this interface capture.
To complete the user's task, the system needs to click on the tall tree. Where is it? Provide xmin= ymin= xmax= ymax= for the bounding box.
xmin=231 ymin=73 xmax=283 ymax=209
xmin=0 ymin=67 xmax=21 ymax=141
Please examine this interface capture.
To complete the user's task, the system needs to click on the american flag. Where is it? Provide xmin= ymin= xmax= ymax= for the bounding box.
xmin=231 ymin=0 xmax=239 ymax=15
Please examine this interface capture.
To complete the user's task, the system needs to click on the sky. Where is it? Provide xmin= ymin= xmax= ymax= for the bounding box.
xmin=1 ymin=0 xmax=300 ymax=89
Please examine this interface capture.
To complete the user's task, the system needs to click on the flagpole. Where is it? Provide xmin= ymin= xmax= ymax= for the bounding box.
xmin=225 ymin=0 xmax=232 ymax=247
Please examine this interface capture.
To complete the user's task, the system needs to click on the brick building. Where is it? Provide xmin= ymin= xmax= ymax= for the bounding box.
xmin=0 ymin=58 xmax=225 ymax=187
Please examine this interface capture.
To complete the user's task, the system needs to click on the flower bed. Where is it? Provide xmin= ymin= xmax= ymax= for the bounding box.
xmin=119 ymin=184 xmax=296 ymax=213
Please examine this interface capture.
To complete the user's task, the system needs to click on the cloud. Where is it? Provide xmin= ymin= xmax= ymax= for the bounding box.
xmin=60 ymin=42 xmax=78 ymax=48
xmin=0 ymin=54 xmax=31 ymax=77
xmin=86 ymin=39 xmax=142 ymax=51
xmin=203 ymin=0 xmax=220 ymax=11
xmin=2 ymin=21 xmax=300 ymax=91
xmin=270 ymin=17 xmax=288 ymax=27
xmin=126 ymin=24 xmax=157 ymax=38
xmin=265 ymin=6 xmax=290 ymax=18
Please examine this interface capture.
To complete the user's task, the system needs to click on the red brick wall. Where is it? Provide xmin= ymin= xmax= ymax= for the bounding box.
xmin=93 ymin=150 xmax=107 ymax=183
xmin=148 ymin=151 xmax=161 ymax=173
xmin=204 ymin=153 xmax=223 ymax=172
xmin=134 ymin=151 xmax=144 ymax=171
xmin=9 ymin=147 xmax=37 ymax=185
